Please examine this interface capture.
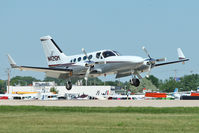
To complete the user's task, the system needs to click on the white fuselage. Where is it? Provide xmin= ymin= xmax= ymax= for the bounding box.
xmin=48 ymin=49 xmax=148 ymax=78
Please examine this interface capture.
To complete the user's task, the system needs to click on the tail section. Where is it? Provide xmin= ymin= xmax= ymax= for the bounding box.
xmin=40 ymin=36 xmax=68 ymax=67
xmin=177 ymin=48 xmax=185 ymax=60
xmin=174 ymin=88 xmax=178 ymax=93
xmin=7 ymin=54 xmax=17 ymax=68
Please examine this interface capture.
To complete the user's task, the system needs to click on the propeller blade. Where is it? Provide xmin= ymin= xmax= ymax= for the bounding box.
xmin=84 ymin=66 xmax=91 ymax=80
xmin=146 ymin=64 xmax=152 ymax=78
xmin=142 ymin=46 xmax=152 ymax=59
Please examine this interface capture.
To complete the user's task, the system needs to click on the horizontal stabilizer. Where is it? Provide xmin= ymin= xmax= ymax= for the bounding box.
xmin=7 ymin=54 xmax=17 ymax=68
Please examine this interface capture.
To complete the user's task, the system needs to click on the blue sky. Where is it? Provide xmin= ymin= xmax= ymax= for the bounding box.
xmin=0 ymin=0 xmax=199 ymax=81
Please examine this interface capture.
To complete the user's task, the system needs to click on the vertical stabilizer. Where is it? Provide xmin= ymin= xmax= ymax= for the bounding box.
xmin=177 ymin=48 xmax=185 ymax=60
xmin=40 ymin=36 xmax=68 ymax=67
xmin=174 ymin=88 xmax=178 ymax=93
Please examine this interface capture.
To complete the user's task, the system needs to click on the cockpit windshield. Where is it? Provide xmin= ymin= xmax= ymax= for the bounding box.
xmin=113 ymin=51 xmax=121 ymax=56
xmin=102 ymin=51 xmax=117 ymax=58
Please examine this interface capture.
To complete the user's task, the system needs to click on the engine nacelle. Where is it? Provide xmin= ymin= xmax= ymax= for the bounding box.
xmin=85 ymin=61 xmax=95 ymax=67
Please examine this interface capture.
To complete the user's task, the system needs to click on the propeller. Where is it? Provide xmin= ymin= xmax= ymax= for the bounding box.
xmin=142 ymin=46 xmax=166 ymax=62
xmin=146 ymin=64 xmax=151 ymax=78
xmin=81 ymin=48 xmax=106 ymax=81
xmin=81 ymin=48 xmax=94 ymax=81
xmin=85 ymin=67 xmax=91 ymax=81
xmin=82 ymin=48 xmax=90 ymax=62
xmin=142 ymin=46 xmax=166 ymax=77
xmin=142 ymin=46 xmax=152 ymax=60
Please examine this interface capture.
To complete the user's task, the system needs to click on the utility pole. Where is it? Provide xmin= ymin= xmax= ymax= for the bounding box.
xmin=6 ymin=68 xmax=11 ymax=94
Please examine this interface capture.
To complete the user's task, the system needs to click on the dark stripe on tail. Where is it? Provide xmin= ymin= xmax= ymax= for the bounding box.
xmin=51 ymin=39 xmax=63 ymax=53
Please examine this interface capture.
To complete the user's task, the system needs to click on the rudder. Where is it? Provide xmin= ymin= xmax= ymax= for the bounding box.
xmin=40 ymin=35 xmax=68 ymax=67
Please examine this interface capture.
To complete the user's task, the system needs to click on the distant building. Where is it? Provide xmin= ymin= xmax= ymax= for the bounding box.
xmin=7 ymin=82 xmax=116 ymax=100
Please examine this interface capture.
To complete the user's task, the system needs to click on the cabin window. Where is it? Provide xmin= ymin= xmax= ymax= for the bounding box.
xmin=83 ymin=56 xmax=87 ymax=60
xmin=78 ymin=57 xmax=81 ymax=62
xmin=88 ymin=55 xmax=93 ymax=60
xmin=73 ymin=58 xmax=76 ymax=62
xmin=70 ymin=60 xmax=73 ymax=63
xmin=102 ymin=51 xmax=116 ymax=58
xmin=96 ymin=52 xmax=101 ymax=59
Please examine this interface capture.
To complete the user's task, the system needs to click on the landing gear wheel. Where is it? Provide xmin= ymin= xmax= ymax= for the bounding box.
xmin=130 ymin=78 xmax=140 ymax=87
xmin=65 ymin=81 xmax=72 ymax=90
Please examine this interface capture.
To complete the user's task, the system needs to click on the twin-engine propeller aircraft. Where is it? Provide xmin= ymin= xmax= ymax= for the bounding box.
xmin=8 ymin=36 xmax=189 ymax=90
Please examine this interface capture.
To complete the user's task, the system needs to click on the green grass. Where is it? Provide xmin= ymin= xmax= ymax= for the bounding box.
xmin=0 ymin=106 xmax=199 ymax=133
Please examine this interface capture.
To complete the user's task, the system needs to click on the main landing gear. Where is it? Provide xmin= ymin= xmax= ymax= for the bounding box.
xmin=65 ymin=81 xmax=72 ymax=90
xmin=129 ymin=78 xmax=140 ymax=87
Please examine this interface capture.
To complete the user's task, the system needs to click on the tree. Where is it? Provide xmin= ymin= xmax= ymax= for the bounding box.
xmin=10 ymin=76 xmax=41 ymax=86
xmin=157 ymin=74 xmax=199 ymax=92
xmin=82 ymin=77 xmax=104 ymax=86
xmin=50 ymin=87 xmax=58 ymax=94
xmin=147 ymin=75 xmax=160 ymax=88
xmin=180 ymin=74 xmax=199 ymax=91
xmin=159 ymin=77 xmax=181 ymax=92
xmin=0 ymin=80 xmax=6 ymax=94
xmin=129 ymin=78 xmax=157 ymax=93
xmin=44 ymin=77 xmax=104 ymax=86
xmin=43 ymin=77 xmax=65 ymax=85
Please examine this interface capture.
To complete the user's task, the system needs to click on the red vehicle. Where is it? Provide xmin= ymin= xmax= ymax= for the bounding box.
xmin=0 ymin=96 xmax=8 ymax=100
xmin=191 ymin=93 xmax=199 ymax=96
xmin=145 ymin=92 xmax=167 ymax=98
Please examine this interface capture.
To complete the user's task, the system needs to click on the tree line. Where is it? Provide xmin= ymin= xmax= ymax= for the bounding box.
xmin=0 ymin=74 xmax=199 ymax=94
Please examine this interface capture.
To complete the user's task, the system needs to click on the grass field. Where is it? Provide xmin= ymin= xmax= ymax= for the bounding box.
xmin=0 ymin=106 xmax=199 ymax=133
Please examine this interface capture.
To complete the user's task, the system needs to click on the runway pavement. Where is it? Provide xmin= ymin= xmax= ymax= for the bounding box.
xmin=1 ymin=100 xmax=199 ymax=107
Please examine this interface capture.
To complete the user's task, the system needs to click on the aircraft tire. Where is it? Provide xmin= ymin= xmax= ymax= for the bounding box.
xmin=65 ymin=81 xmax=72 ymax=90
xmin=130 ymin=78 xmax=140 ymax=87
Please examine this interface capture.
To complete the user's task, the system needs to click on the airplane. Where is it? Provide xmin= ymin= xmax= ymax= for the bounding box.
xmin=168 ymin=88 xmax=191 ymax=100
xmin=8 ymin=35 xmax=189 ymax=90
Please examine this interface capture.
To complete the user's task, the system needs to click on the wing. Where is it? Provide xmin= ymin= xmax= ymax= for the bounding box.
xmin=7 ymin=54 xmax=72 ymax=74
xmin=115 ymin=70 xmax=142 ymax=79
xmin=155 ymin=59 xmax=189 ymax=67
xmin=155 ymin=48 xmax=189 ymax=67
xmin=15 ymin=66 xmax=72 ymax=74
xmin=116 ymin=72 xmax=131 ymax=79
